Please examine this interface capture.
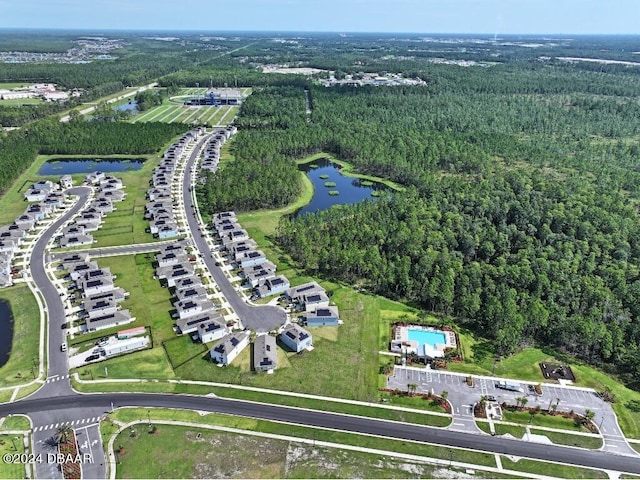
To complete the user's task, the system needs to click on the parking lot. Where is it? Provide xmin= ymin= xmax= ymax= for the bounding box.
xmin=388 ymin=365 xmax=637 ymax=454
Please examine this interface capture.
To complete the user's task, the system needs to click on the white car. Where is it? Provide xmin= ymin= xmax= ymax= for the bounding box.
xmin=61 ymin=342 xmax=67 ymax=352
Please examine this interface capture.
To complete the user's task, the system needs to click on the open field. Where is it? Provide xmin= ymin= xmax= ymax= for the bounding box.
xmin=107 ymin=408 xmax=497 ymax=475
xmin=500 ymin=456 xmax=607 ymax=479
xmin=0 ymin=285 xmax=41 ymax=387
xmin=112 ymin=422 xmax=500 ymax=479
xmin=131 ymin=103 xmax=238 ymax=126
xmin=0 ymin=97 xmax=43 ymax=106
xmin=1 ymin=415 xmax=31 ymax=431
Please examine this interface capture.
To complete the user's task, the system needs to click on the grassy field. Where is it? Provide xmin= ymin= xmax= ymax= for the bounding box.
xmin=501 ymin=409 xmax=594 ymax=432
xmin=500 ymin=456 xmax=607 ymax=479
xmin=0 ymin=97 xmax=43 ymax=106
xmin=70 ymin=253 xmax=175 ymax=380
xmin=0 ymin=435 xmax=26 ymax=480
xmin=107 ymin=408 xmax=497 ymax=474
xmin=112 ymin=423 xmax=499 ymax=479
xmin=0 ymin=285 xmax=41 ymax=387
xmin=131 ymin=100 xmax=238 ymax=126
xmin=529 ymin=428 xmax=603 ymax=449
xmin=90 ymin=157 xmax=161 ymax=247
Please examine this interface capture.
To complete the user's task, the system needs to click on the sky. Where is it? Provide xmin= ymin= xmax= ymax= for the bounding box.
xmin=0 ymin=0 xmax=637 ymax=35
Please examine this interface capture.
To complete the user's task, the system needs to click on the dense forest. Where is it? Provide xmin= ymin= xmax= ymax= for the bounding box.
xmin=200 ymin=51 xmax=640 ymax=384
xmin=0 ymin=118 xmax=186 ymax=193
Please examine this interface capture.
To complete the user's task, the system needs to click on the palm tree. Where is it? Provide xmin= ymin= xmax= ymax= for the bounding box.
xmin=407 ymin=383 xmax=418 ymax=396
xmin=584 ymin=409 xmax=596 ymax=425
xmin=520 ymin=397 xmax=529 ymax=410
xmin=440 ymin=390 xmax=449 ymax=402
xmin=54 ymin=424 xmax=73 ymax=445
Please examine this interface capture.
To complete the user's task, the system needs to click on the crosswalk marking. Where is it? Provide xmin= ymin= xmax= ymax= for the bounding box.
xmin=46 ymin=374 xmax=70 ymax=383
xmin=33 ymin=416 xmax=102 ymax=432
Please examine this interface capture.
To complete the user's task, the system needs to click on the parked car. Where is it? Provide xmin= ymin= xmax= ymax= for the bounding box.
xmin=487 ymin=395 xmax=496 ymax=402
xmin=60 ymin=342 xmax=67 ymax=352
xmin=85 ymin=354 xmax=99 ymax=362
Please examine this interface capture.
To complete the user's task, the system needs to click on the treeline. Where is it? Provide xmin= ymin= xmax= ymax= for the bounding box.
xmin=0 ymin=119 xmax=187 ymax=193
xmin=197 ymin=86 xmax=305 ymax=213
xmin=277 ymin=176 xmax=640 ymax=383
xmin=198 ymin=61 xmax=640 ymax=382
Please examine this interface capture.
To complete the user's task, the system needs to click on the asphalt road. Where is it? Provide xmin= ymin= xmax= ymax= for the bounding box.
xmin=2 ymin=392 xmax=640 ymax=475
xmin=30 ymin=186 xmax=92 ymax=383
xmin=181 ymin=135 xmax=287 ymax=332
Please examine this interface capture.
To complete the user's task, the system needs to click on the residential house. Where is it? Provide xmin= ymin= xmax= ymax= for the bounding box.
xmin=85 ymin=171 xmax=106 ymax=185
xmin=287 ymin=282 xmax=325 ymax=304
xmin=0 ymin=239 xmax=17 ymax=254
xmin=157 ymin=263 xmax=195 ymax=287
xmin=57 ymin=252 xmax=90 ymax=266
xmin=175 ymin=285 xmax=208 ymax=303
xmin=85 ymin=310 xmax=133 ymax=332
xmin=156 ymin=252 xmax=188 ymax=269
xmin=157 ymin=223 xmax=180 ymax=239
xmin=80 ymin=277 xmax=115 ymax=297
xmin=14 ymin=214 xmax=36 ymax=231
xmin=99 ymin=189 xmax=125 ymax=202
xmin=99 ymin=176 xmax=123 ymax=190
xmin=253 ymin=334 xmax=277 ymax=372
xmin=60 ymin=175 xmax=73 ymax=189
xmin=173 ymin=275 xmax=203 ymax=292
xmin=59 ymin=234 xmax=94 ymax=247
xmin=67 ymin=261 xmax=100 ymax=281
xmin=24 ymin=189 xmax=47 ymax=202
xmin=304 ymin=306 xmax=340 ymax=327
xmin=197 ymin=315 xmax=229 ymax=343
xmin=279 ymin=323 xmax=313 ymax=353
xmin=176 ymin=311 xmax=222 ymax=335
xmin=239 ymin=250 xmax=266 ymax=269
xmin=174 ymin=298 xmax=216 ymax=320
xmin=256 ymin=275 xmax=290 ymax=298
xmin=221 ymin=229 xmax=249 ymax=247
xmin=84 ymin=296 xmax=118 ymax=319
xmin=245 ymin=268 xmax=276 ymax=288
xmin=302 ymin=292 xmax=330 ymax=312
xmin=210 ymin=331 xmax=250 ymax=365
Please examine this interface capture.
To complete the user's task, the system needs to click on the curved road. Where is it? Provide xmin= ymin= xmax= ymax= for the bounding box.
xmin=2 ymin=393 xmax=640 ymax=475
xmin=31 ymin=186 xmax=92 ymax=383
xmin=181 ymin=135 xmax=287 ymax=332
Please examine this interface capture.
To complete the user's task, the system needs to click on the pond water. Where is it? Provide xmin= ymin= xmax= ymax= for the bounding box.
xmin=115 ymin=100 xmax=138 ymax=112
xmin=296 ymin=158 xmax=387 ymax=216
xmin=0 ymin=300 xmax=13 ymax=368
xmin=38 ymin=158 xmax=146 ymax=175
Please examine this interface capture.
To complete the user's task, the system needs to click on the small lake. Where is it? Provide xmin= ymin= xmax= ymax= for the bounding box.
xmin=115 ymin=100 xmax=138 ymax=112
xmin=38 ymin=158 xmax=146 ymax=175
xmin=0 ymin=300 xmax=13 ymax=368
xmin=296 ymin=158 xmax=387 ymax=216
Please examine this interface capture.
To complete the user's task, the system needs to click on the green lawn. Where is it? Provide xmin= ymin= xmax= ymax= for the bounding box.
xmin=529 ymin=428 xmax=603 ymax=449
xmin=0 ymin=285 xmax=41 ymax=387
xmin=0 ymin=97 xmax=43 ymax=106
xmin=112 ymin=423 xmax=501 ymax=479
xmin=500 ymin=456 xmax=607 ymax=479
xmin=0 ymin=435 xmax=26 ymax=480
xmin=108 ymin=408 xmax=496 ymax=474
xmin=502 ymin=409 xmax=592 ymax=432
xmin=1 ymin=415 xmax=30 ymax=431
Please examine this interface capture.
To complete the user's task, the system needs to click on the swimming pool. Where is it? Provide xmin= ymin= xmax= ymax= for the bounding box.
xmin=407 ymin=328 xmax=447 ymax=347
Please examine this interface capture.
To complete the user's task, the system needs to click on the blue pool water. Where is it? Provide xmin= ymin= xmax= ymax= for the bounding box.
xmin=407 ymin=329 xmax=446 ymax=347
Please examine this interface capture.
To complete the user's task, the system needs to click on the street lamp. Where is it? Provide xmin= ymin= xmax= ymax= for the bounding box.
xmin=448 ymin=449 xmax=454 ymax=468
xmin=147 ymin=410 xmax=151 ymax=427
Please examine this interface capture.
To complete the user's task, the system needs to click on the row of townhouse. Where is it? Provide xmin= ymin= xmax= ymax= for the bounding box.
xmin=151 ymin=129 xmax=233 ymax=347
xmin=145 ymin=129 xmax=204 ymax=239
xmin=200 ymin=126 xmax=237 ymax=173
xmin=57 ymin=251 xmax=134 ymax=333
xmin=55 ymin=173 xmax=125 ymax=248
xmin=286 ymin=281 xmax=342 ymax=328
xmin=0 ymin=182 xmax=75 ymax=287
xmin=211 ymin=211 xmax=291 ymax=299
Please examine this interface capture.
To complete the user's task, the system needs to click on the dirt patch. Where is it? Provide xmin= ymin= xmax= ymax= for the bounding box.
xmin=539 ymin=363 xmax=576 ymax=382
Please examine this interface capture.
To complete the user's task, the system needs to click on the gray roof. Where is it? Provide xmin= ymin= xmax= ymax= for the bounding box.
xmin=253 ymin=334 xmax=277 ymax=370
